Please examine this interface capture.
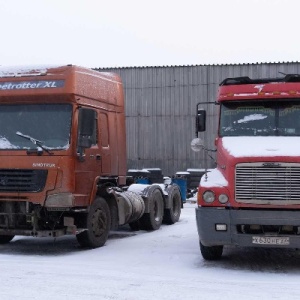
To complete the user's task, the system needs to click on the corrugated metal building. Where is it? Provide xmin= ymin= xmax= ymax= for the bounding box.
xmin=95 ymin=62 xmax=300 ymax=176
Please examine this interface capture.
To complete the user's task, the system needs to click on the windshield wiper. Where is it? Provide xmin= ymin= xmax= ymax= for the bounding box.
xmin=16 ymin=131 xmax=53 ymax=155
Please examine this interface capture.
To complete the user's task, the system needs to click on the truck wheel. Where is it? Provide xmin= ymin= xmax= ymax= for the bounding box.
xmin=76 ymin=197 xmax=111 ymax=248
xmin=0 ymin=235 xmax=14 ymax=244
xmin=163 ymin=186 xmax=182 ymax=224
xmin=139 ymin=189 xmax=164 ymax=230
xmin=200 ymin=241 xmax=223 ymax=260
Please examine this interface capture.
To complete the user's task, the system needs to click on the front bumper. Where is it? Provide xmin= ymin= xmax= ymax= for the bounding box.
xmin=196 ymin=207 xmax=300 ymax=248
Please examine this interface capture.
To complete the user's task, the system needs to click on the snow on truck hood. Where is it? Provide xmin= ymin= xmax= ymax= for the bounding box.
xmin=222 ymin=136 xmax=300 ymax=157
xmin=201 ymin=136 xmax=300 ymax=189
xmin=200 ymin=168 xmax=228 ymax=187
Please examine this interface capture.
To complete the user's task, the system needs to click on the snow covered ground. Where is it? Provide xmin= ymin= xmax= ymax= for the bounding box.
xmin=1 ymin=202 xmax=300 ymax=300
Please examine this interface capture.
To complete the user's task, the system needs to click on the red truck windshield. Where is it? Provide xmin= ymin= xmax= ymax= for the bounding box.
xmin=220 ymin=100 xmax=300 ymax=137
xmin=0 ymin=104 xmax=72 ymax=150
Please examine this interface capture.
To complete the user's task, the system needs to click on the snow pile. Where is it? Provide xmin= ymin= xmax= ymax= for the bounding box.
xmin=0 ymin=203 xmax=299 ymax=299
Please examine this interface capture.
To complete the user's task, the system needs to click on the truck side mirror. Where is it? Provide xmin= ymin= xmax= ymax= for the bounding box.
xmin=196 ymin=106 xmax=206 ymax=134
xmin=77 ymin=108 xmax=96 ymax=159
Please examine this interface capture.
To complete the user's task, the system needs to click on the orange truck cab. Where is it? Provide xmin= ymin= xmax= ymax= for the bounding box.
xmin=0 ymin=65 xmax=182 ymax=248
xmin=194 ymin=74 xmax=300 ymax=260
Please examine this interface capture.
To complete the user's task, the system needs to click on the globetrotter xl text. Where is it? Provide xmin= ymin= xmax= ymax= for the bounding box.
xmin=0 ymin=80 xmax=65 ymax=90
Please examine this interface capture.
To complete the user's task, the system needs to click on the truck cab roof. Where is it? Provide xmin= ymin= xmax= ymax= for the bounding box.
xmin=220 ymin=74 xmax=300 ymax=86
xmin=0 ymin=65 xmax=124 ymax=108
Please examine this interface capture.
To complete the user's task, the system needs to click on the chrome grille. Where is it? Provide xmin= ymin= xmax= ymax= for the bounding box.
xmin=235 ymin=163 xmax=300 ymax=203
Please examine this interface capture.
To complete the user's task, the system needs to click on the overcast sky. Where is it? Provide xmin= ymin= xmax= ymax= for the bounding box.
xmin=0 ymin=0 xmax=298 ymax=68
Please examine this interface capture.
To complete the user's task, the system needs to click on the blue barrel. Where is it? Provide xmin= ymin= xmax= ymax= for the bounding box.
xmin=172 ymin=177 xmax=187 ymax=202
xmin=136 ymin=177 xmax=150 ymax=184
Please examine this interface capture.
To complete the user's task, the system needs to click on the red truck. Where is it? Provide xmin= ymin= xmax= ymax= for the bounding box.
xmin=0 ymin=65 xmax=182 ymax=248
xmin=194 ymin=74 xmax=300 ymax=260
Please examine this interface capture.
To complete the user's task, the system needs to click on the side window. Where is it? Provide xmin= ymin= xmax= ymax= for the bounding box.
xmin=77 ymin=108 xmax=97 ymax=153
xmin=99 ymin=113 xmax=109 ymax=147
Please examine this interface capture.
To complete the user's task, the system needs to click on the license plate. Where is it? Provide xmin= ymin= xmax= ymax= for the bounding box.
xmin=252 ymin=236 xmax=290 ymax=245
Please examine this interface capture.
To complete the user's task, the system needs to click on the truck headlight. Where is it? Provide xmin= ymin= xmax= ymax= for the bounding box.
xmin=218 ymin=194 xmax=229 ymax=204
xmin=203 ymin=191 xmax=215 ymax=203
xmin=45 ymin=193 xmax=74 ymax=208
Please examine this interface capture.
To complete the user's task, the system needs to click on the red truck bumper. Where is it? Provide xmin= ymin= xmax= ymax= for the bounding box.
xmin=196 ymin=207 xmax=300 ymax=248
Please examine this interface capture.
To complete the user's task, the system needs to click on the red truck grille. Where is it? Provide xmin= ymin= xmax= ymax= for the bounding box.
xmin=235 ymin=163 xmax=300 ymax=204
xmin=0 ymin=169 xmax=47 ymax=192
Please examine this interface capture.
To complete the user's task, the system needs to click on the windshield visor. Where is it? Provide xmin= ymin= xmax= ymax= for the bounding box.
xmin=0 ymin=104 xmax=72 ymax=150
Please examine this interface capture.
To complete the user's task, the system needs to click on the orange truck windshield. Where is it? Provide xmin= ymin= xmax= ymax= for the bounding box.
xmin=0 ymin=103 xmax=72 ymax=150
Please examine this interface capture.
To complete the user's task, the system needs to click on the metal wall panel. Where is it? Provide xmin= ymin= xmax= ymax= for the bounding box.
xmin=95 ymin=63 xmax=300 ymax=176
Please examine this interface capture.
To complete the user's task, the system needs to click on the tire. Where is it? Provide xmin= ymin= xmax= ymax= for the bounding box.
xmin=139 ymin=189 xmax=164 ymax=230
xmin=163 ymin=187 xmax=182 ymax=224
xmin=0 ymin=235 xmax=14 ymax=244
xmin=200 ymin=241 xmax=223 ymax=260
xmin=76 ymin=197 xmax=111 ymax=248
